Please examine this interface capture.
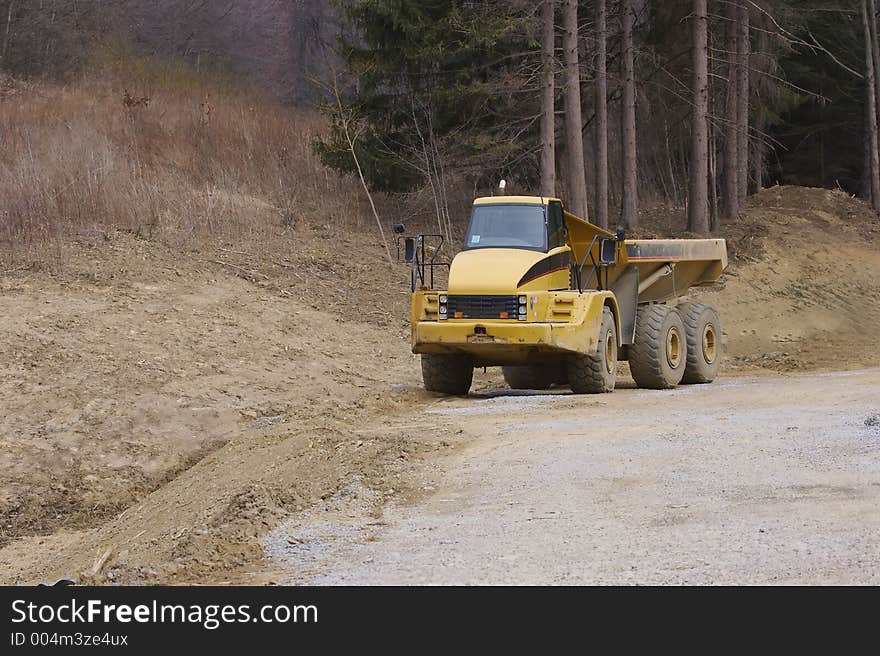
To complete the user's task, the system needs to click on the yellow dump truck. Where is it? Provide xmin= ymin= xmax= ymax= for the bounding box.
xmin=402 ymin=194 xmax=727 ymax=395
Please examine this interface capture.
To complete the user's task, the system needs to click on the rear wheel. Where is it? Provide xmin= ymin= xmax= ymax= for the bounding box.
xmin=421 ymin=353 xmax=473 ymax=395
xmin=629 ymin=304 xmax=687 ymax=389
xmin=566 ymin=307 xmax=617 ymax=394
xmin=502 ymin=365 xmax=557 ymax=390
xmin=678 ymin=302 xmax=722 ymax=384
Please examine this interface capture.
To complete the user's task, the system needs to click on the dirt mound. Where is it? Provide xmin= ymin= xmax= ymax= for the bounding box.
xmin=692 ymin=186 xmax=880 ymax=372
xmin=0 ymin=226 xmax=442 ymax=581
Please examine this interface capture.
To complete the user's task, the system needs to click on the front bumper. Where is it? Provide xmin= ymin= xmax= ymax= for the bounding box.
xmin=413 ymin=319 xmax=600 ymax=365
xmin=410 ymin=289 xmax=618 ymax=366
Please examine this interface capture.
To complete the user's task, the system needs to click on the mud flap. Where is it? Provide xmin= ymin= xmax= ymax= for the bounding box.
xmin=610 ymin=265 xmax=639 ymax=345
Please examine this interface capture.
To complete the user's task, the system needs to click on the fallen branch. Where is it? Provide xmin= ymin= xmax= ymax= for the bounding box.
xmin=220 ymin=247 xmax=257 ymax=257
xmin=271 ymin=260 xmax=297 ymax=269
xmin=208 ymin=259 xmax=270 ymax=280
xmin=89 ymin=548 xmax=113 ymax=577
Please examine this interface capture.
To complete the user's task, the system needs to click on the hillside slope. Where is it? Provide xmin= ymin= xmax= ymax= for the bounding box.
xmin=693 ymin=186 xmax=880 ymax=372
xmin=0 ymin=0 xmax=337 ymax=103
xmin=0 ymin=231 xmax=451 ymax=584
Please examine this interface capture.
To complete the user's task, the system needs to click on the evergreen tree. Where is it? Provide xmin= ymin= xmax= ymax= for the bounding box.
xmin=316 ymin=1 xmax=535 ymax=195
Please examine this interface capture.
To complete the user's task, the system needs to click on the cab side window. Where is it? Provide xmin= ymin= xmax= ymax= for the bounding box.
xmin=547 ymin=201 xmax=566 ymax=250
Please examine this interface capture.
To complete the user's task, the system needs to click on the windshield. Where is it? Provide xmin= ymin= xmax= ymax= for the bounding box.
xmin=463 ymin=204 xmax=547 ymax=251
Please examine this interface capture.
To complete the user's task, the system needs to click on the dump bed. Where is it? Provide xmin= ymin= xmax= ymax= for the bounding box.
xmin=625 ymin=238 xmax=727 ymax=302
xmin=563 ymin=210 xmax=727 ymax=303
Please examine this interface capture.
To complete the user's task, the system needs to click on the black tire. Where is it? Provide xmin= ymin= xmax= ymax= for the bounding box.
xmin=678 ymin=302 xmax=722 ymax=384
xmin=421 ymin=353 xmax=473 ymax=395
xmin=629 ymin=304 xmax=687 ymax=389
xmin=502 ymin=365 xmax=557 ymax=390
xmin=566 ymin=307 xmax=617 ymax=394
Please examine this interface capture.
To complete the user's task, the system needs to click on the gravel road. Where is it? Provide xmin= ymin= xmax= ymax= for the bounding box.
xmin=270 ymin=369 xmax=880 ymax=585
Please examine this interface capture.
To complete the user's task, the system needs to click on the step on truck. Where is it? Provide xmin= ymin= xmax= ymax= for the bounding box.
xmin=400 ymin=193 xmax=727 ymax=395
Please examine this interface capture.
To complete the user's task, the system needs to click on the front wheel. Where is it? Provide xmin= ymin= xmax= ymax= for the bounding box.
xmin=421 ymin=353 xmax=473 ymax=395
xmin=566 ymin=307 xmax=617 ymax=394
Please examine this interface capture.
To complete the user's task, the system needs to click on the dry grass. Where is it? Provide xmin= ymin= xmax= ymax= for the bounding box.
xmin=0 ymin=52 xmax=369 ymax=267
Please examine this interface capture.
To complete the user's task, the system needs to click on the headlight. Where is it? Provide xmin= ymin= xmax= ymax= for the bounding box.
xmin=439 ymin=295 xmax=448 ymax=303
xmin=518 ymin=295 xmax=527 ymax=304
xmin=439 ymin=304 xmax=447 ymax=313
xmin=519 ymin=304 xmax=527 ymax=314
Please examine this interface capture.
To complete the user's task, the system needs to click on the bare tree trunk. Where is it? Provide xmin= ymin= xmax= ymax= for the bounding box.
xmin=721 ymin=0 xmax=739 ymax=221
xmin=653 ymin=147 xmax=670 ymax=200
xmin=678 ymin=124 xmax=689 ymax=199
xmin=411 ymin=97 xmax=446 ymax=240
xmin=332 ymin=76 xmax=391 ymax=263
xmin=870 ymin=0 xmax=880 ymax=139
xmin=620 ymin=0 xmax=637 ymax=229
xmin=736 ymin=0 xmax=750 ymax=200
xmin=751 ymin=114 xmax=765 ymax=194
xmin=427 ymin=110 xmax=455 ymax=244
xmin=710 ymin=124 xmax=719 ymax=231
xmin=1 ymin=0 xmax=14 ymax=67
xmin=345 ymin=132 xmax=391 ymax=263
xmin=593 ymin=0 xmax=609 ymax=228
xmin=664 ymin=117 xmax=679 ymax=203
xmin=863 ymin=0 xmax=880 ymax=209
xmin=709 ymin=25 xmax=719 ymax=232
xmin=540 ymin=0 xmax=556 ymax=197
xmin=688 ymin=0 xmax=710 ymax=234
xmin=562 ymin=0 xmax=589 ymax=220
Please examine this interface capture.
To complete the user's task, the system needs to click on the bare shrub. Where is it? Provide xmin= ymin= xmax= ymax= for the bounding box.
xmin=0 ymin=53 xmax=365 ymax=266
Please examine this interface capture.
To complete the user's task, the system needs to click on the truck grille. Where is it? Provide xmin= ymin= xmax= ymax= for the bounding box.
xmin=446 ymin=295 xmax=519 ymax=319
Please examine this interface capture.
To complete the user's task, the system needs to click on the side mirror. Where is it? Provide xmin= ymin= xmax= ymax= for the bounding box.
xmin=616 ymin=226 xmax=626 ymax=241
xmin=600 ymin=238 xmax=617 ymax=265
xmin=392 ymin=223 xmax=405 ymax=235
xmin=403 ymin=237 xmax=416 ymax=263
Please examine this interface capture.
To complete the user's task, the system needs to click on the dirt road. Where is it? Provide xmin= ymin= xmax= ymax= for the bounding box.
xmin=267 ymin=369 xmax=880 ymax=585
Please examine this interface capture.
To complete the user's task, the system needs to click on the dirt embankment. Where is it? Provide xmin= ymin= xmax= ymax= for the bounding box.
xmin=692 ymin=186 xmax=880 ymax=372
xmin=0 ymin=185 xmax=878 ymax=584
xmin=0 ymin=227 xmax=464 ymax=583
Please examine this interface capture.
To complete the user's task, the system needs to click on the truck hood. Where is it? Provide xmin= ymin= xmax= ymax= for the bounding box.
xmin=448 ymin=248 xmax=549 ymax=294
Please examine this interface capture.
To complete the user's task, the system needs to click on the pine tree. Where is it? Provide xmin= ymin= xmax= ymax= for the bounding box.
xmin=688 ymin=0 xmax=710 ymax=234
xmin=316 ymin=1 xmax=521 ymax=193
xmin=593 ymin=0 xmax=609 ymax=229
xmin=541 ymin=0 xmax=557 ymax=197
xmin=562 ymin=0 xmax=588 ymax=219
xmin=620 ymin=0 xmax=638 ymax=229
xmin=862 ymin=0 xmax=880 ymax=208
xmin=721 ymin=0 xmax=740 ymax=221
xmin=736 ymin=0 xmax=750 ymax=200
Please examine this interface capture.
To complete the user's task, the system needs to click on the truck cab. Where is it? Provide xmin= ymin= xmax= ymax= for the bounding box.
xmin=449 ymin=196 xmax=575 ymax=296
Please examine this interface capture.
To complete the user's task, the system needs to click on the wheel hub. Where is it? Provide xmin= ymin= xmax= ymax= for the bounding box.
xmin=604 ymin=329 xmax=616 ymax=374
xmin=702 ymin=323 xmax=717 ymax=363
xmin=666 ymin=327 xmax=682 ymax=368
